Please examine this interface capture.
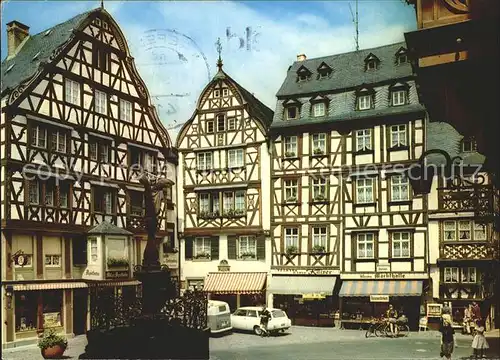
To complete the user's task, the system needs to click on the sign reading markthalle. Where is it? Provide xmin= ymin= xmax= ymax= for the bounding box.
xmin=370 ymin=295 xmax=389 ymax=302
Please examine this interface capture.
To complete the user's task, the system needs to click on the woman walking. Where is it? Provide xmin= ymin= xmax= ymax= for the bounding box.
xmin=472 ymin=324 xmax=489 ymax=358
xmin=439 ymin=314 xmax=455 ymax=360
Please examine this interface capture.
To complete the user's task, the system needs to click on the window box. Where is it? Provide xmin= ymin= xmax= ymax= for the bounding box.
xmin=284 ymin=151 xmax=297 ymax=158
xmin=286 ymin=245 xmax=299 ymax=255
xmin=312 ymin=194 xmax=327 ymax=203
xmin=107 ymin=258 xmax=129 ymax=268
xmin=311 ymin=245 xmax=326 ymax=254
xmin=285 ymin=196 xmax=297 ymax=203
xmin=223 ymin=209 xmax=245 ymax=218
xmin=194 ymin=252 xmax=211 ymax=260
xmin=239 ymin=252 xmax=256 ymax=260
xmin=313 ymin=148 xmax=324 ymax=155
xmin=199 ymin=211 xmax=220 ymax=219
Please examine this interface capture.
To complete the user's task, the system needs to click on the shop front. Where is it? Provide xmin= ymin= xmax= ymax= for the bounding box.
xmin=268 ymin=275 xmax=338 ymax=327
xmin=338 ymin=280 xmax=423 ymax=330
xmin=203 ymin=272 xmax=267 ymax=311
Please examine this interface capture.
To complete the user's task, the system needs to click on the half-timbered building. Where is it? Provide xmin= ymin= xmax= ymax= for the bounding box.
xmin=268 ymin=43 xmax=427 ymax=329
xmin=426 ymin=122 xmax=498 ymax=330
xmin=1 ymin=8 xmax=177 ymax=347
xmin=176 ymin=57 xmax=273 ymax=311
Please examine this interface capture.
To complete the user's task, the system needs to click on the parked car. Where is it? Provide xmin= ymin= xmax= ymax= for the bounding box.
xmin=230 ymin=306 xmax=291 ymax=335
xmin=207 ymin=300 xmax=232 ymax=334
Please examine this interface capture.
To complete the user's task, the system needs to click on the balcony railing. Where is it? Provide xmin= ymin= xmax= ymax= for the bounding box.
xmin=439 ymin=241 xmax=498 ymax=260
xmin=438 ymin=185 xmax=493 ymax=213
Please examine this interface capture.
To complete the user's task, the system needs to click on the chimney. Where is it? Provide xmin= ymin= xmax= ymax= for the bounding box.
xmin=297 ymin=54 xmax=307 ymax=62
xmin=6 ymin=20 xmax=30 ymax=58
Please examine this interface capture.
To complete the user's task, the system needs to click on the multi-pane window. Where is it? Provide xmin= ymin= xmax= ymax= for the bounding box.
xmin=444 ymin=267 xmax=459 ymax=283
xmin=45 ymin=255 xmax=61 ymax=267
xmin=356 ymin=178 xmax=374 ymax=204
xmin=29 ymin=181 xmax=40 ymax=205
xmin=95 ymin=90 xmax=107 ymax=114
xmin=444 ymin=221 xmax=457 ymax=241
xmin=398 ymin=54 xmax=407 ymax=64
xmin=390 ymin=175 xmax=409 ymax=201
xmin=474 ymin=223 xmax=487 ymax=240
xmin=65 ymin=79 xmax=80 ymax=105
xmin=194 ymin=237 xmax=211 ymax=257
xmin=462 ymin=138 xmax=476 ymax=152
xmin=228 ymin=118 xmax=237 ymax=131
xmin=144 ymin=153 xmax=155 ymax=173
xmin=312 ymin=177 xmax=327 ymax=200
xmin=444 ymin=267 xmax=477 ymax=284
xmin=197 ymin=152 xmax=213 ymax=170
xmin=312 ymin=102 xmax=326 ymax=117
xmin=235 ymin=191 xmax=245 ymax=211
xmin=367 ymin=60 xmax=377 ymax=70
xmin=217 ymin=114 xmax=225 ymax=131
xmin=90 ymin=238 xmax=98 ymax=263
xmin=223 ymin=88 xmax=229 ymax=96
xmin=458 ymin=220 xmax=471 ymax=240
xmin=228 ymin=149 xmax=244 ymax=168
xmin=284 ymin=136 xmax=297 ymax=157
xmin=392 ymin=232 xmax=410 ymax=258
xmin=100 ymin=144 xmax=109 ymax=163
xmin=130 ymin=191 xmax=144 ymax=216
xmin=51 ymin=130 xmax=67 ymax=153
xmin=45 ymin=183 xmax=55 ymax=206
xmin=312 ymin=227 xmax=327 ymax=247
xmin=461 ymin=267 xmax=477 ymax=283
xmin=31 ymin=125 xmax=47 ymax=148
xmin=285 ymin=227 xmax=299 ymax=248
xmin=286 ymin=106 xmax=298 ymax=120
xmin=238 ymin=236 xmax=256 ymax=258
xmin=312 ymin=133 xmax=326 ymax=154
xmin=223 ymin=192 xmax=234 ymax=212
xmin=59 ymin=184 xmax=69 ymax=208
xmin=356 ymin=129 xmax=372 ymax=151
xmin=120 ymin=99 xmax=132 ymax=122
xmin=443 ymin=220 xmax=487 ymax=241
xmin=214 ymin=90 xmax=220 ymax=98
xmin=198 ymin=193 xmax=211 ymax=213
xmin=89 ymin=142 xmax=98 ymax=161
xmin=284 ymin=179 xmax=298 ymax=202
xmin=392 ymin=90 xmax=406 ymax=106
xmin=357 ymin=233 xmax=374 ymax=259
xmin=93 ymin=188 xmax=113 ymax=214
xmin=89 ymin=140 xmax=110 ymax=163
xmin=358 ymin=95 xmax=371 ymax=110
xmin=390 ymin=125 xmax=407 ymax=147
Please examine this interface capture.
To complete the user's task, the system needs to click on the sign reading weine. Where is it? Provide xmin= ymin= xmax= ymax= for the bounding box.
xmin=370 ymin=295 xmax=389 ymax=302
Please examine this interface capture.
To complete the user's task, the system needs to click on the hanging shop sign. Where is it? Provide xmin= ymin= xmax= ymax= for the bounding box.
xmin=302 ymin=293 xmax=326 ymax=300
xmin=427 ymin=303 xmax=443 ymax=317
xmin=164 ymin=253 xmax=179 ymax=269
xmin=370 ymin=295 xmax=390 ymax=302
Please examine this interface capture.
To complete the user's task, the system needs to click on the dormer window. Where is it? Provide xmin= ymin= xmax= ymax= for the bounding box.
xmin=392 ymin=90 xmax=406 ymax=106
xmin=367 ymin=60 xmax=376 ymax=70
xmin=297 ymin=65 xmax=312 ymax=82
xmin=364 ymin=53 xmax=380 ymax=71
xmin=317 ymin=62 xmax=332 ymax=79
xmin=286 ymin=107 xmax=298 ymax=120
xmin=395 ymin=47 xmax=408 ymax=65
xmin=461 ymin=138 xmax=477 ymax=152
xmin=312 ymin=103 xmax=326 ymax=117
xmin=358 ymin=95 xmax=372 ymax=110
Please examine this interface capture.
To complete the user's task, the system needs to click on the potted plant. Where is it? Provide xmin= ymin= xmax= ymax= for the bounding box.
xmin=286 ymin=245 xmax=298 ymax=255
xmin=195 ymin=252 xmax=211 ymax=260
xmin=312 ymin=244 xmax=326 ymax=254
xmin=286 ymin=196 xmax=297 ymax=203
xmin=284 ymin=151 xmax=296 ymax=158
xmin=234 ymin=209 xmax=246 ymax=216
xmin=38 ymin=329 xmax=67 ymax=359
xmin=240 ymin=252 xmax=256 ymax=259
xmin=314 ymin=193 xmax=326 ymax=202
xmin=313 ymin=148 xmax=324 ymax=155
xmin=107 ymin=257 xmax=129 ymax=268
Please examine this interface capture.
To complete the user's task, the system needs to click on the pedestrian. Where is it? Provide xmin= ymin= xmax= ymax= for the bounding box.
xmin=472 ymin=302 xmax=482 ymax=326
xmin=386 ymin=304 xmax=398 ymax=337
xmin=439 ymin=313 xmax=455 ymax=360
xmin=471 ymin=324 xmax=489 ymax=359
xmin=463 ymin=305 xmax=473 ymax=335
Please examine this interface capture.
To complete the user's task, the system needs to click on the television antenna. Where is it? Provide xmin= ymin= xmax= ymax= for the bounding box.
xmin=349 ymin=0 xmax=359 ymax=51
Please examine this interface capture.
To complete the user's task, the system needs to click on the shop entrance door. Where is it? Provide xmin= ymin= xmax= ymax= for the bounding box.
xmin=73 ymin=288 xmax=88 ymax=335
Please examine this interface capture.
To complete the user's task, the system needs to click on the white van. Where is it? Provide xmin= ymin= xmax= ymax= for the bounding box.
xmin=207 ymin=300 xmax=232 ymax=334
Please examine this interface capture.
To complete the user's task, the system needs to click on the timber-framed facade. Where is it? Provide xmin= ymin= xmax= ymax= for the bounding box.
xmin=1 ymin=8 xmax=177 ymax=347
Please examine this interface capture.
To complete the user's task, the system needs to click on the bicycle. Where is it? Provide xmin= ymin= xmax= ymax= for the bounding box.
xmin=381 ymin=321 xmax=410 ymax=338
xmin=365 ymin=319 xmax=386 ymax=338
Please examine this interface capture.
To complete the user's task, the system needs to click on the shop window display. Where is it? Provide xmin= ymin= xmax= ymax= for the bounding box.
xmin=15 ymin=292 xmax=38 ymax=332
xmin=42 ymin=291 xmax=63 ymax=328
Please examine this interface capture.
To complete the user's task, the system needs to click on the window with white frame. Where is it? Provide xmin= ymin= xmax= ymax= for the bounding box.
xmin=444 ymin=267 xmax=459 ymax=283
xmin=194 ymin=237 xmax=211 ymax=258
xmin=390 ymin=175 xmax=409 ymax=201
xmin=238 ymin=236 xmax=256 ymax=258
xmin=31 ymin=125 xmax=47 ymax=148
xmin=397 ymin=54 xmax=408 ymax=64
xmin=356 ymin=129 xmax=372 ymax=151
xmin=51 ymin=130 xmax=67 ymax=153
xmin=144 ymin=153 xmax=155 ymax=173
xmin=357 ymin=233 xmax=374 ymax=259
xmin=59 ymin=184 xmax=69 ymax=208
xmin=366 ymin=60 xmax=377 ymax=70
xmin=286 ymin=106 xmax=298 ymax=120
xmin=130 ymin=191 xmax=144 ymax=216
xmin=65 ymin=79 xmax=80 ymax=105
xmin=223 ymin=88 xmax=229 ymax=96
xmin=29 ymin=180 xmax=40 ymax=205
xmin=459 ymin=220 xmax=472 ymax=240
xmin=444 ymin=221 xmax=457 ymax=241
xmin=443 ymin=220 xmax=486 ymax=241
xmin=89 ymin=237 xmax=98 ymax=264
xmin=285 ymin=227 xmax=299 ymax=249
xmin=358 ymin=95 xmax=371 ymax=110
xmin=100 ymin=143 xmax=109 ymax=163
xmin=45 ymin=255 xmax=61 ymax=267
xmin=356 ymin=178 xmax=374 ymax=204
xmin=461 ymin=267 xmax=477 ymax=283
xmin=284 ymin=136 xmax=297 ymax=157
xmin=312 ymin=177 xmax=327 ymax=200
xmin=228 ymin=149 xmax=244 ymax=168
xmin=228 ymin=118 xmax=237 ymax=131
xmin=198 ymin=193 xmax=211 ymax=213
xmin=392 ymin=90 xmax=406 ymax=106
xmin=223 ymin=192 xmax=234 ymax=213
xmin=206 ymin=120 xmax=214 ymax=133
xmin=197 ymin=152 xmax=213 ymax=170
xmin=392 ymin=232 xmax=410 ymax=258
xmin=95 ymin=90 xmax=107 ymax=114
xmin=461 ymin=138 xmax=476 ymax=152
xmin=235 ymin=191 xmax=245 ymax=211
xmin=45 ymin=183 xmax=55 ymax=206
xmin=89 ymin=142 xmax=98 ymax=161
xmin=120 ymin=99 xmax=132 ymax=122
xmin=312 ymin=133 xmax=326 ymax=154
xmin=474 ymin=223 xmax=487 ymax=240
xmin=312 ymin=102 xmax=326 ymax=117
xmin=217 ymin=114 xmax=225 ymax=132
xmin=312 ymin=226 xmax=327 ymax=248
xmin=284 ymin=179 xmax=298 ymax=202
xmin=214 ymin=90 xmax=220 ymax=98
xmin=93 ymin=187 xmax=114 ymax=214
xmin=390 ymin=125 xmax=407 ymax=147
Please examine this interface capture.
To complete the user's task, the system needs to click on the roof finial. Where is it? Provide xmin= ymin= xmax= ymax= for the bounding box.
xmin=100 ymin=0 xmax=104 ymax=9
xmin=215 ymin=37 xmax=223 ymax=71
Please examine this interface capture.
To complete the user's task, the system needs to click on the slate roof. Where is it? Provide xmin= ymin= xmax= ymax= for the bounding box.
xmin=276 ymin=42 xmax=411 ymax=98
xmin=426 ymin=121 xmax=485 ymax=166
xmin=87 ymin=221 xmax=133 ymax=236
xmin=1 ymin=10 xmax=94 ymax=95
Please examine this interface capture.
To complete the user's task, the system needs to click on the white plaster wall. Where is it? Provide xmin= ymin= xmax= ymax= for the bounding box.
xmin=428 ymin=221 xmax=440 ymax=265
xmin=429 ymin=265 xmax=440 ymax=299
xmin=260 ymin=144 xmax=271 ymax=231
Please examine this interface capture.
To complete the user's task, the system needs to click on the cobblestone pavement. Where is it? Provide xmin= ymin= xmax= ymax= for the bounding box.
xmin=2 ymin=327 xmax=499 ymax=360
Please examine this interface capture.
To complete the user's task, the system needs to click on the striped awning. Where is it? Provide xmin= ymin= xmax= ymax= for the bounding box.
xmin=87 ymin=280 xmax=141 ymax=287
xmin=269 ymin=276 xmax=337 ymax=295
xmin=339 ymin=280 xmax=423 ymax=297
xmin=203 ymin=272 xmax=266 ymax=294
xmin=12 ymin=282 xmax=88 ymax=291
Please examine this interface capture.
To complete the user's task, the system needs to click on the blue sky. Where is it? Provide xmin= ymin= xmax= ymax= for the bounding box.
xmin=1 ymin=0 xmax=417 ymax=140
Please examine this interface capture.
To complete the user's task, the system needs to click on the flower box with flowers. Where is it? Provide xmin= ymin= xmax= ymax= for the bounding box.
xmin=107 ymin=258 xmax=129 ymax=269
xmin=239 ymin=252 xmax=256 ymax=260
xmin=285 ymin=245 xmax=299 ymax=255
xmin=194 ymin=252 xmax=211 ymax=260
xmin=284 ymin=151 xmax=297 ymax=158
xmin=223 ymin=209 xmax=246 ymax=218
xmin=199 ymin=211 xmax=220 ymax=219
xmin=285 ymin=196 xmax=298 ymax=204
xmin=311 ymin=245 xmax=327 ymax=254
xmin=312 ymin=194 xmax=328 ymax=203
xmin=313 ymin=148 xmax=325 ymax=156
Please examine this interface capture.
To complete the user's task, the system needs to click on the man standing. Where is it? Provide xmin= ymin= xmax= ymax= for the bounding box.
xmin=386 ymin=305 xmax=398 ymax=337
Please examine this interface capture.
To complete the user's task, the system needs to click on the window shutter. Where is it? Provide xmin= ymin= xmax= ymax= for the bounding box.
xmin=185 ymin=237 xmax=193 ymax=260
xmin=256 ymin=235 xmax=266 ymax=261
xmin=210 ymin=237 xmax=219 ymax=260
xmin=227 ymin=236 xmax=237 ymax=260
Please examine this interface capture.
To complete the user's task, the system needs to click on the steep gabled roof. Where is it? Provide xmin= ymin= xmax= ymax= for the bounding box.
xmin=1 ymin=10 xmax=93 ymax=95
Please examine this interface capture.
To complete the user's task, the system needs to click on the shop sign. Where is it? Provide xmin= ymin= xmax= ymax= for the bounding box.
xmin=375 ymin=272 xmax=405 ymax=279
xmin=370 ymin=295 xmax=389 ymax=303
xmin=83 ymin=268 xmax=101 ymax=280
xmin=271 ymin=267 xmax=338 ymax=275
xmin=43 ymin=312 xmax=61 ymax=328
xmin=427 ymin=303 xmax=443 ymax=317
xmin=376 ymin=264 xmax=390 ymax=272
xmin=302 ymin=293 xmax=326 ymax=300
xmin=342 ymin=272 xmax=428 ymax=280
xmin=164 ymin=253 xmax=179 ymax=269
xmin=106 ymin=271 xmax=129 ymax=279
